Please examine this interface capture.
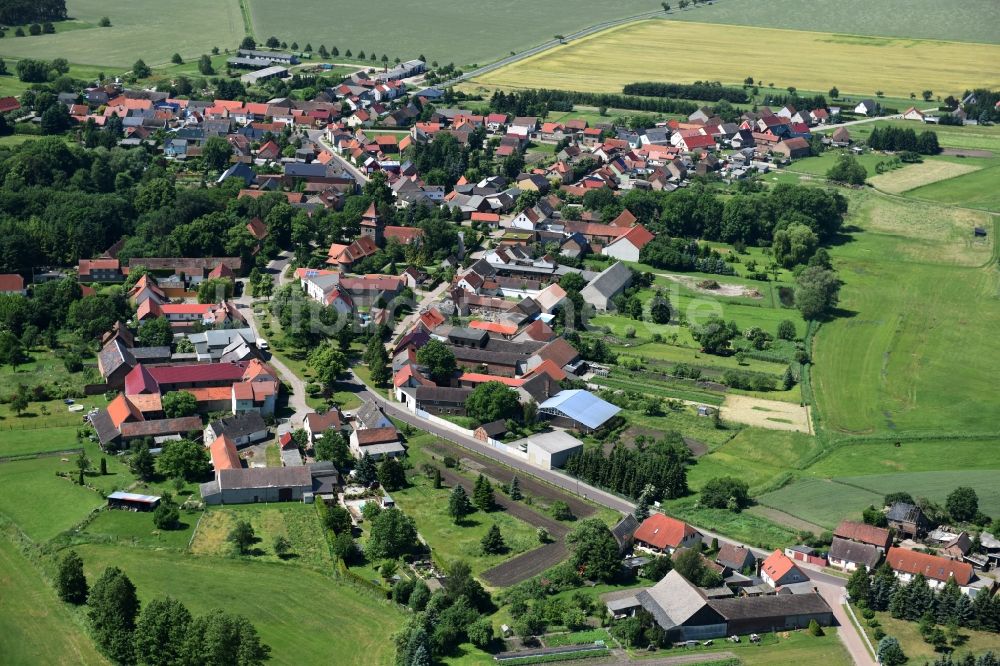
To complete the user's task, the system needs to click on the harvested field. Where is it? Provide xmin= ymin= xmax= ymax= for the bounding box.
xmin=475 ymin=19 xmax=1000 ymax=98
xmin=661 ymin=273 xmax=763 ymax=299
xmin=868 ymin=160 xmax=981 ymax=194
xmin=748 ymin=505 xmax=826 ymax=535
xmin=721 ymin=395 xmax=812 ymax=433
xmin=941 ymin=148 xmax=993 ymax=158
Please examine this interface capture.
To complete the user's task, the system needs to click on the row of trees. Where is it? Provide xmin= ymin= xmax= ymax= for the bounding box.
xmin=621 ymin=81 xmax=749 ymax=104
xmin=868 ymin=126 xmax=941 ymax=154
xmin=56 ymin=553 xmax=269 ymax=664
xmin=0 ymin=0 xmax=66 ymax=24
xmin=563 ymin=436 xmax=689 ymax=502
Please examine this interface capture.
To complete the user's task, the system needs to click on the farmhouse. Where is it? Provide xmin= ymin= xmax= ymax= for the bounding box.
xmin=885 ymin=547 xmax=977 ymax=595
xmin=200 ymin=467 xmax=313 ymax=505
xmin=772 ymin=137 xmax=811 ymax=159
xmin=759 ymin=550 xmax=809 ymax=588
xmin=887 ymin=502 xmax=929 ymax=538
xmin=602 ymin=225 xmax=655 ymax=262
xmin=205 ymin=412 xmax=269 ymax=447
xmin=304 ymin=410 xmax=346 ymax=445
xmin=634 ymin=513 xmax=702 ymax=554
xmin=827 ymin=537 xmax=881 ymax=572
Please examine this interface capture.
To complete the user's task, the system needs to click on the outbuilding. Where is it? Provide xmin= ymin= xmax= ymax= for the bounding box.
xmin=524 ymin=430 xmax=583 ymax=469
xmin=107 ymin=491 xmax=161 ymax=512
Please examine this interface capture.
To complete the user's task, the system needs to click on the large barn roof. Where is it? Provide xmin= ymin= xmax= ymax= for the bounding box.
xmin=539 ymin=389 xmax=620 ymax=430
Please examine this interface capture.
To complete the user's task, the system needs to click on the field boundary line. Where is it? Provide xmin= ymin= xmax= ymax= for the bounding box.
xmin=238 ymin=0 xmax=255 ymax=38
xmin=0 ymin=448 xmax=83 ymax=463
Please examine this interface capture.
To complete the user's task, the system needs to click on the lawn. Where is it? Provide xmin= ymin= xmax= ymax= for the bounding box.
xmin=867 ymin=159 xmax=982 ymax=194
xmin=0 ymin=0 xmax=244 ymax=67
xmin=854 ymin=607 xmax=1000 ymax=663
xmin=78 ymin=507 xmax=197 ymax=550
xmin=389 ymin=464 xmax=542 ymax=576
xmin=0 ymin=426 xmax=83 ymax=458
xmin=0 ymin=536 xmax=107 ymax=665
xmin=663 ymin=498 xmax=799 ymax=551
xmin=811 ymin=188 xmax=999 ymax=436
xmin=189 ymin=504 xmax=334 ymax=570
xmin=72 ymin=543 xmax=404 ymax=665
xmin=475 ymin=20 xmax=1000 ymax=98
xmin=0 ymin=457 xmax=105 ymax=541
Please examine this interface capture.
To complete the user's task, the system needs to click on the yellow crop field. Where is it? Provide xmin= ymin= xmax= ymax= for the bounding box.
xmin=475 ymin=20 xmax=1000 ymax=98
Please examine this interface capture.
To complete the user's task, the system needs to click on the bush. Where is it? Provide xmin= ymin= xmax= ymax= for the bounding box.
xmin=861 ymin=608 xmax=876 ymax=620
xmin=551 ymin=501 xmax=574 ymax=521
xmin=808 ymin=619 xmax=824 ymax=636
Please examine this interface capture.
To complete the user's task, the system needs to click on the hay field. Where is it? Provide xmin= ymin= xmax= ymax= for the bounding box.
xmin=721 ymin=395 xmax=812 ymax=433
xmin=475 ymin=20 xmax=1000 ymax=98
xmin=867 ymin=160 xmax=982 ymax=194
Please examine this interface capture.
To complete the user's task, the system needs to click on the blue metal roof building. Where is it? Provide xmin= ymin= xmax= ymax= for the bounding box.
xmin=539 ymin=389 xmax=621 ymax=433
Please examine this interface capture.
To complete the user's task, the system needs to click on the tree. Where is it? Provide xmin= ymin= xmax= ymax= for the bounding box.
xmin=378 ymin=457 xmax=406 ymax=491
xmin=567 ymin=519 xmax=620 ymax=582
xmin=473 ymin=474 xmax=496 ymax=511
xmin=947 ymin=487 xmax=979 ymax=522
xmin=197 ymin=277 xmax=233 ymax=303
xmin=56 ymin=550 xmax=88 ymax=604
xmin=171 ymin=53 xmax=183 ymax=65
xmin=355 ymin=452 xmax=378 ymax=485
xmin=182 ymin=610 xmax=270 ymax=666
xmin=153 ymin=498 xmax=180 ymax=530
xmin=416 ymin=339 xmax=456 ymax=384
xmin=314 ymin=432 xmax=351 ymax=469
xmin=846 ymin=564 xmax=871 ymax=604
xmin=161 ymin=390 xmax=198 ymax=418
xmin=129 ymin=444 xmax=155 ymax=481
xmin=777 ymin=319 xmax=797 ymax=340
xmin=157 ymin=439 xmax=210 ymax=481
xmin=75 ymin=450 xmax=91 ymax=476
xmin=265 ymin=36 xmax=279 ymax=48
xmin=481 ymin=524 xmax=506 ymax=554
xmin=88 ymin=567 xmax=140 ymax=664
xmin=826 ymin=154 xmax=867 ymax=185
xmin=634 ymin=489 xmax=651 ymax=521
xmin=0 ymin=332 xmax=26 ymax=370
xmin=240 ymin=36 xmax=257 ymax=50
xmin=273 ymin=535 xmax=292 ymax=559
xmin=367 ymin=508 xmax=418 ymax=559
xmin=641 ymin=554 xmax=674 ymax=581
xmin=551 ymin=500 xmax=574 ymax=521
xmin=228 ymin=520 xmax=256 ymax=555
xmin=308 ymin=343 xmax=348 ymax=392
xmin=700 ymin=476 xmax=751 ymax=511
xmin=509 ymin=475 xmax=522 ymax=501
xmin=467 ymin=616 xmax=494 ymax=649
xmin=10 ymin=384 xmax=29 ymax=415
xmin=140 ymin=316 xmax=173 ymax=347
xmin=132 ymin=59 xmax=151 ymax=78
xmin=795 ymin=266 xmax=841 ymax=320
xmin=828 ymin=86 xmax=839 ymax=99
xmin=448 ymin=485 xmax=474 ymax=523
xmin=99 ymin=16 xmax=111 ymax=27
xmin=691 ymin=316 xmax=738 ymax=354
xmin=202 ymin=135 xmax=234 ymax=172
xmin=773 ymin=223 xmax=818 ymax=268
xmin=465 ymin=381 xmax=521 ymax=425
xmin=649 ymin=289 xmax=672 ymax=324
xmin=134 ymin=596 xmax=191 ymax=666
xmin=198 ymin=54 xmax=214 ymax=75
xmin=877 ymin=636 xmax=907 ymax=666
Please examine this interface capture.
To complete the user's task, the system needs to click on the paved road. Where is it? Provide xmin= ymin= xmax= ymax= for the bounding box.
xmin=235 ymin=251 xmax=310 ymax=427
xmin=307 ymin=129 xmax=369 ymax=185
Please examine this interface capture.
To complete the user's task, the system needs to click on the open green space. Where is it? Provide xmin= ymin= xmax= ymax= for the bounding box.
xmin=838 ymin=470 xmax=1000 ymax=515
xmin=78 ymin=507 xmax=197 ymax=550
xmin=189 ymin=504 xmax=333 ymax=570
xmin=72 ymin=543 xmax=404 ymax=665
xmin=755 ymin=478 xmax=883 ymax=529
xmin=905 ymin=164 xmax=1000 ymax=212
xmin=854 ymin=607 xmax=1000 ymax=663
xmin=0 ymin=536 xmax=106 ymax=665
xmin=390 ymin=454 xmax=541 ymax=575
xmin=0 ymin=426 xmax=83 ymax=458
xmin=811 ymin=188 xmax=998 ymax=436
xmin=664 ymin=498 xmax=799 ymax=551
xmin=0 ymin=0 xmax=244 ymax=67
xmin=0 ymin=457 xmax=104 ymax=541
xmin=804 ymin=438 xmax=1000 ymax=478
xmin=833 ymin=120 xmax=1000 ymax=153
xmin=688 ymin=430 xmax=824 ymax=494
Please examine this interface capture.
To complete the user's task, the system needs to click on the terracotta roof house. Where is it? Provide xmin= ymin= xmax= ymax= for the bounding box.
xmin=759 ymin=550 xmax=809 ymax=588
xmin=602 ymin=224 xmax=655 ymax=262
xmin=209 ymin=434 xmax=242 ymax=472
xmin=772 ymin=137 xmax=811 ymax=159
xmin=834 ymin=520 xmax=892 ymax=551
xmin=349 ymin=425 xmax=404 ymax=460
xmin=633 ymin=513 xmax=702 ymax=553
xmin=304 ymin=409 xmax=345 ymax=444
xmin=886 ymin=547 xmax=975 ymax=591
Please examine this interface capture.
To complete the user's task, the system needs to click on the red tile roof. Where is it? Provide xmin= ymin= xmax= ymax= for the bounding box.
xmin=761 ymin=550 xmax=799 ymax=583
xmin=0 ymin=273 xmax=25 ymax=292
xmin=469 ymin=320 xmax=517 ymax=336
xmin=459 ymin=373 xmax=525 ymax=387
xmin=611 ymin=224 xmax=655 ymax=250
xmin=210 ymin=434 xmax=241 ymax=471
xmin=634 ymin=513 xmax=698 ymax=550
xmin=886 ymin=547 xmax=974 ymax=585
xmin=355 ymin=426 xmax=400 ymax=445
xmin=834 ymin=520 xmax=891 ymax=549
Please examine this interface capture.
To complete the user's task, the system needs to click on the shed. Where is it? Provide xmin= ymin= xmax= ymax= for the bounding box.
xmin=107 ymin=491 xmax=161 ymax=512
xmin=525 ymin=430 xmax=583 ymax=469
xmin=538 ymin=389 xmax=621 ymax=433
